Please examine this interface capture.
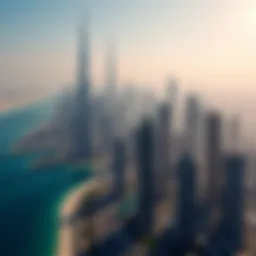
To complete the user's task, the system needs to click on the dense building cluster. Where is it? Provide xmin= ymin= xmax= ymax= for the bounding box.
xmin=61 ymin=22 xmax=250 ymax=256
xmin=14 ymin=21 xmax=253 ymax=256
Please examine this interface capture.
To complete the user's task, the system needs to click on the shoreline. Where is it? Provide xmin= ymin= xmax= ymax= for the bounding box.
xmin=55 ymin=178 xmax=107 ymax=256
xmin=55 ymin=181 xmax=88 ymax=256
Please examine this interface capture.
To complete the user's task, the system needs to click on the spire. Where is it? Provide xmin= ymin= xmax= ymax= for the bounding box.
xmin=70 ymin=16 xmax=92 ymax=160
xmin=106 ymin=41 xmax=116 ymax=98
xmin=103 ymin=41 xmax=117 ymax=150
xmin=77 ymin=16 xmax=90 ymax=93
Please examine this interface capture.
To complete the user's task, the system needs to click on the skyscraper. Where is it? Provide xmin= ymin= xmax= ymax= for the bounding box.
xmin=136 ymin=119 xmax=155 ymax=235
xmin=166 ymin=78 xmax=179 ymax=171
xmin=177 ymin=154 xmax=196 ymax=247
xmin=166 ymin=78 xmax=178 ymax=133
xmin=155 ymin=102 xmax=171 ymax=200
xmin=222 ymin=155 xmax=245 ymax=251
xmin=71 ymin=21 xmax=92 ymax=160
xmin=112 ymin=138 xmax=126 ymax=200
xmin=226 ymin=115 xmax=241 ymax=154
xmin=184 ymin=93 xmax=200 ymax=161
xmin=105 ymin=42 xmax=117 ymax=106
xmin=205 ymin=111 xmax=223 ymax=233
xmin=102 ymin=43 xmax=117 ymax=153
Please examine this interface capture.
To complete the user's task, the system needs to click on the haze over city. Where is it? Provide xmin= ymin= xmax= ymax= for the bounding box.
xmin=2 ymin=1 xmax=256 ymax=255
xmin=2 ymin=0 xmax=256 ymax=143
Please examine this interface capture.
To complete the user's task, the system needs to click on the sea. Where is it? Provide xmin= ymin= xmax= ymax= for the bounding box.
xmin=0 ymin=99 xmax=91 ymax=256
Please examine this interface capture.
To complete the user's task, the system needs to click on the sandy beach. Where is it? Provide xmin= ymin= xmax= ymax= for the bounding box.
xmin=56 ymin=178 xmax=108 ymax=256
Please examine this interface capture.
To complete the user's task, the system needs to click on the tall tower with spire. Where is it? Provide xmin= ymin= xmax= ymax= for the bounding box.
xmin=71 ymin=20 xmax=92 ymax=160
xmin=101 ymin=42 xmax=117 ymax=153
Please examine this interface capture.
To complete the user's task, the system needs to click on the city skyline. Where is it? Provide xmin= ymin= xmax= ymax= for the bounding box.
xmin=0 ymin=2 xmax=255 ymax=253
xmin=1 ymin=0 xmax=256 ymax=145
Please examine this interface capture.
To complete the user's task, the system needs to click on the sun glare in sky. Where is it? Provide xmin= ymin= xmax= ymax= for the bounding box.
xmin=245 ymin=6 xmax=256 ymax=32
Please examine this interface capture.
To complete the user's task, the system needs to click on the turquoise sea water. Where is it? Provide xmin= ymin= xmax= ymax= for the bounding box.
xmin=0 ymin=101 xmax=91 ymax=256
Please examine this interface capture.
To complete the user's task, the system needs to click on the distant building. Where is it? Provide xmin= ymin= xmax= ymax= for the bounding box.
xmin=71 ymin=22 xmax=92 ymax=159
xmin=100 ymin=110 xmax=114 ymax=155
xmin=205 ymin=111 xmax=223 ymax=232
xmin=166 ymin=78 xmax=180 ymax=176
xmin=222 ymin=155 xmax=245 ymax=251
xmin=105 ymin=42 xmax=117 ymax=111
xmin=141 ymin=88 xmax=156 ymax=119
xmin=177 ymin=154 xmax=196 ymax=246
xmin=112 ymin=138 xmax=126 ymax=200
xmin=166 ymin=78 xmax=179 ymax=133
xmin=184 ymin=93 xmax=200 ymax=161
xmin=155 ymin=102 xmax=171 ymax=199
xmin=136 ymin=119 xmax=156 ymax=235
xmin=91 ymin=95 xmax=105 ymax=154
xmin=102 ymin=43 xmax=117 ymax=153
xmin=205 ymin=111 xmax=222 ymax=202
xmin=226 ymin=115 xmax=241 ymax=154
xmin=245 ymin=150 xmax=256 ymax=192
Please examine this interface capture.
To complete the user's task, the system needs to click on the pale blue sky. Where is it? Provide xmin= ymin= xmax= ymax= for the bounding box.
xmin=1 ymin=0 xmax=256 ymax=140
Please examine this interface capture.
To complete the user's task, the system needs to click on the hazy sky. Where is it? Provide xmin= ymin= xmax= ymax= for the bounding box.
xmin=1 ymin=0 xmax=256 ymax=143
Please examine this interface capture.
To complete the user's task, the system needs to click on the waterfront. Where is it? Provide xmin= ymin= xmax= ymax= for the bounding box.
xmin=0 ymin=102 xmax=91 ymax=256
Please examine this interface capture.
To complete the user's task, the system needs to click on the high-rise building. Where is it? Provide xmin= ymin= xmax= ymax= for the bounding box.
xmin=100 ymin=109 xmax=113 ymax=155
xmin=205 ymin=111 xmax=222 ymax=201
xmin=184 ymin=93 xmax=200 ymax=161
xmin=102 ymin=43 xmax=117 ymax=153
xmin=205 ymin=111 xmax=223 ymax=232
xmin=226 ymin=115 xmax=241 ymax=154
xmin=177 ymin=154 xmax=196 ymax=246
xmin=222 ymin=155 xmax=245 ymax=251
xmin=71 ymin=21 xmax=92 ymax=159
xmin=112 ymin=138 xmax=126 ymax=200
xmin=246 ymin=150 xmax=256 ymax=192
xmin=155 ymin=102 xmax=171 ymax=199
xmin=91 ymin=95 xmax=104 ymax=154
xmin=166 ymin=78 xmax=179 ymax=171
xmin=105 ymin=42 xmax=117 ymax=106
xmin=166 ymin=78 xmax=178 ymax=132
xmin=136 ymin=119 xmax=155 ymax=235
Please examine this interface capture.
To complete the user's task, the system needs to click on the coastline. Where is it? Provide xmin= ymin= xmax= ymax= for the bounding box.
xmin=54 ymin=181 xmax=87 ymax=256
xmin=55 ymin=178 xmax=107 ymax=256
